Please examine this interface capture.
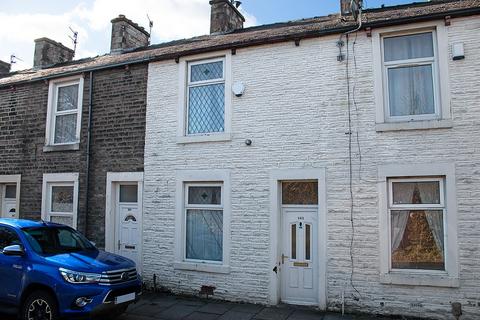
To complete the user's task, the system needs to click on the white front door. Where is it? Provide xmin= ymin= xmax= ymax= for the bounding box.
xmin=1 ymin=184 xmax=17 ymax=218
xmin=281 ymin=207 xmax=318 ymax=305
xmin=2 ymin=199 xmax=16 ymax=218
xmin=115 ymin=184 xmax=142 ymax=270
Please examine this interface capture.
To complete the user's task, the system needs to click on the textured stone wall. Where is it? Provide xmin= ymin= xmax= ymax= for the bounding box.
xmin=144 ymin=16 xmax=480 ymax=319
xmin=110 ymin=15 xmax=150 ymax=53
xmin=33 ymin=38 xmax=74 ymax=69
xmin=0 ymin=64 xmax=147 ymax=247
xmin=86 ymin=64 xmax=147 ymax=246
xmin=210 ymin=0 xmax=244 ymax=34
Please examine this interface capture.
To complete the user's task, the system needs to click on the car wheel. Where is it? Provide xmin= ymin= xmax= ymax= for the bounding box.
xmin=21 ymin=290 xmax=58 ymax=320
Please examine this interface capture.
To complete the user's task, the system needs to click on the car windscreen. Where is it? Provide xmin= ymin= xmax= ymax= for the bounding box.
xmin=22 ymin=226 xmax=96 ymax=255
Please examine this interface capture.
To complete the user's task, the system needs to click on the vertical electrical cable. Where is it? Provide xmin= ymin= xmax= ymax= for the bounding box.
xmin=345 ymin=34 xmax=361 ymax=299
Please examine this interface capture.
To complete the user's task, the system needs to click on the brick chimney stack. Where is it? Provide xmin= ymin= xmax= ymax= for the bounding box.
xmin=110 ymin=15 xmax=150 ymax=54
xmin=33 ymin=38 xmax=74 ymax=69
xmin=209 ymin=0 xmax=245 ymax=34
xmin=0 ymin=60 xmax=11 ymax=78
xmin=340 ymin=0 xmax=352 ymax=16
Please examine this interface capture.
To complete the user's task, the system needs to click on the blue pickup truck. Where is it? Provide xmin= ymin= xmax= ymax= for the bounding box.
xmin=0 ymin=218 xmax=142 ymax=320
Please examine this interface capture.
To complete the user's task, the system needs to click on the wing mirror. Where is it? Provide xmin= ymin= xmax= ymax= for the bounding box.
xmin=3 ymin=244 xmax=25 ymax=256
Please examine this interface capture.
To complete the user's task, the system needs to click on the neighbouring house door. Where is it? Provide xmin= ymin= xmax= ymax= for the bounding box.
xmin=1 ymin=185 xmax=17 ymax=218
xmin=115 ymin=184 xmax=141 ymax=269
xmin=281 ymin=207 xmax=318 ymax=305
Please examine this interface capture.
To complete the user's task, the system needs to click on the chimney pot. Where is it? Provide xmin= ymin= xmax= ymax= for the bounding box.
xmin=110 ymin=14 xmax=150 ymax=53
xmin=0 ymin=60 xmax=11 ymax=78
xmin=33 ymin=37 xmax=74 ymax=69
xmin=209 ymin=0 xmax=245 ymax=34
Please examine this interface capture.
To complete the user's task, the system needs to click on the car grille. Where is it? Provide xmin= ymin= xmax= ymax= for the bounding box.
xmin=99 ymin=267 xmax=138 ymax=285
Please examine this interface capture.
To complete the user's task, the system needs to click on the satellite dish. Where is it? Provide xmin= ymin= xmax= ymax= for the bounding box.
xmin=232 ymin=82 xmax=245 ymax=97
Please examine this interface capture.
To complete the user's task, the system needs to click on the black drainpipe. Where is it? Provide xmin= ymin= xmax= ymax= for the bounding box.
xmin=84 ymin=71 xmax=94 ymax=237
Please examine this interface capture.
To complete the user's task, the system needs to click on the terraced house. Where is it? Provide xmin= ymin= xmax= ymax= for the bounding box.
xmin=0 ymin=15 xmax=149 ymax=265
xmin=1 ymin=0 xmax=480 ymax=319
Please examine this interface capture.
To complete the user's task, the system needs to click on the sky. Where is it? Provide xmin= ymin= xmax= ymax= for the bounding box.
xmin=0 ymin=0 xmax=422 ymax=71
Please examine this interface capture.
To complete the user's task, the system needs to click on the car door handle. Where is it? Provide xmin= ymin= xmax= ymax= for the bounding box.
xmin=125 ymin=245 xmax=135 ymax=249
xmin=12 ymin=264 xmax=23 ymax=270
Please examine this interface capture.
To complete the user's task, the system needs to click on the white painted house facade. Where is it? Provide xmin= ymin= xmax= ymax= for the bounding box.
xmin=142 ymin=1 xmax=480 ymax=319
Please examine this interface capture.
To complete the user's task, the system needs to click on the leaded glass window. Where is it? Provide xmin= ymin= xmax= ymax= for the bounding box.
xmin=187 ymin=59 xmax=225 ymax=135
xmin=382 ymin=31 xmax=439 ymax=120
xmin=185 ymin=184 xmax=223 ymax=262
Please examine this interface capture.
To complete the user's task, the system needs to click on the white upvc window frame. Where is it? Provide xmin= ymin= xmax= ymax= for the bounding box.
xmin=387 ymin=177 xmax=446 ymax=272
xmin=45 ymin=75 xmax=84 ymax=149
xmin=174 ymin=169 xmax=231 ymax=274
xmin=184 ymin=182 xmax=224 ymax=264
xmin=41 ymin=173 xmax=79 ymax=229
xmin=378 ymin=163 xmax=459 ymax=287
xmin=373 ymin=21 xmax=452 ymax=132
xmin=177 ymin=51 xmax=232 ymax=144
xmin=388 ymin=177 xmax=445 ymax=209
xmin=382 ymin=29 xmax=440 ymax=122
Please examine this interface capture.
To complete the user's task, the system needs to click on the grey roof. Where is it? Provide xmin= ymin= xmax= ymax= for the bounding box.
xmin=1 ymin=0 xmax=479 ymax=87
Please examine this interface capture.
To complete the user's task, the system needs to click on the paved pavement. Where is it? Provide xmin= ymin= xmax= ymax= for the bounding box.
xmin=0 ymin=293 xmax=410 ymax=319
xmin=119 ymin=293 xmax=401 ymax=320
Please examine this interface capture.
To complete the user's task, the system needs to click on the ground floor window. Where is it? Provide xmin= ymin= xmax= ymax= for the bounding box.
xmin=174 ymin=170 xmax=231 ymax=273
xmin=378 ymin=163 xmax=459 ymax=287
xmin=185 ymin=184 xmax=223 ymax=262
xmin=42 ymin=173 xmax=79 ymax=228
xmin=389 ymin=178 xmax=445 ymax=270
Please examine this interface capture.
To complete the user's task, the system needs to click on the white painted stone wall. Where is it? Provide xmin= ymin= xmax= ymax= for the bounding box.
xmin=144 ymin=16 xmax=480 ymax=319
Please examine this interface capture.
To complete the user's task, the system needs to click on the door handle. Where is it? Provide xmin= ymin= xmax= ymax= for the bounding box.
xmin=281 ymin=254 xmax=289 ymax=264
xmin=118 ymin=240 xmax=121 ymax=250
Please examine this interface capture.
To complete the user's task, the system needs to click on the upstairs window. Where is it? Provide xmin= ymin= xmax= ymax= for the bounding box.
xmin=187 ymin=58 xmax=225 ymax=135
xmin=382 ymin=31 xmax=439 ymax=121
xmin=46 ymin=76 xmax=83 ymax=146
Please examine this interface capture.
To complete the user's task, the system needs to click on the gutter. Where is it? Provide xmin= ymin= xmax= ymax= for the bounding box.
xmin=1 ymin=5 xmax=480 ymax=88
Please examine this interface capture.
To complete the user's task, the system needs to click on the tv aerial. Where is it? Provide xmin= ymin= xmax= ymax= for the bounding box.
xmin=69 ymin=26 xmax=78 ymax=57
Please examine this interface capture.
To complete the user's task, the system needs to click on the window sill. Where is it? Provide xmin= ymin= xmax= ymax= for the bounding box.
xmin=177 ymin=133 xmax=232 ymax=144
xmin=376 ymin=119 xmax=453 ymax=132
xmin=380 ymin=272 xmax=459 ymax=288
xmin=43 ymin=143 xmax=80 ymax=152
xmin=173 ymin=261 xmax=230 ymax=274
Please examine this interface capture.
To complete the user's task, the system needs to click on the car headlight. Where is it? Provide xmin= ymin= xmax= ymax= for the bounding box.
xmin=59 ymin=268 xmax=102 ymax=284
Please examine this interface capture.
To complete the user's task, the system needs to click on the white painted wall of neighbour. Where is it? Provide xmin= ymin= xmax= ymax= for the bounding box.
xmin=144 ymin=16 xmax=480 ymax=320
